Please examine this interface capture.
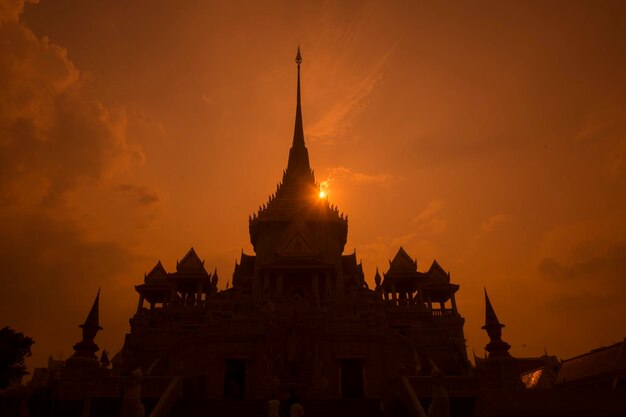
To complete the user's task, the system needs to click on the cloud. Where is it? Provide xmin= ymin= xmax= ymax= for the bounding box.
xmin=411 ymin=199 xmax=444 ymax=224
xmin=480 ymin=214 xmax=508 ymax=234
xmin=0 ymin=17 xmax=144 ymax=206
xmin=574 ymin=113 xmax=626 ymax=179
xmin=324 ymin=166 xmax=392 ymax=185
xmin=0 ymin=208 xmax=138 ymax=365
xmin=538 ymin=239 xmax=626 ymax=285
xmin=0 ymin=0 xmax=36 ymax=23
xmin=0 ymin=1 xmax=151 ymax=370
xmin=117 ymin=184 xmax=160 ymax=206
xmin=410 ymin=199 xmax=447 ymax=236
xmin=306 ymin=40 xmax=398 ymax=144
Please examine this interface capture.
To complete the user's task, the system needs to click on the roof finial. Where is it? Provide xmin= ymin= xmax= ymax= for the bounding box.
xmin=296 ymin=45 xmax=302 ymax=65
xmin=293 ymin=46 xmax=304 ymax=149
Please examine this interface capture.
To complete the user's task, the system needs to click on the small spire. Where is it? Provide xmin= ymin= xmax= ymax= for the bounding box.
xmin=72 ymin=289 xmax=103 ymax=360
xmin=483 ymin=287 xmax=503 ymax=329
xmin=81 ymin=288 xmax=102 ymax=331
xmin=482 ymin=288 xmax=511 ymax=358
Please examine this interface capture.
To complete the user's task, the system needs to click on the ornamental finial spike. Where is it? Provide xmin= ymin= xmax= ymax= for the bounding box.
xmin=296 ymin=46 xmax=302 ymax=65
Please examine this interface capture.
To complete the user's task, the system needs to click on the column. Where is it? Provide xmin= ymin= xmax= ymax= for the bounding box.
xmin=391 ymin=282 xmax=397 ymax=306
xmin=417 ymin=286 xmax=425 ymax=310
xmin=312 ymin=271 xmax=320 ymax=307
xmin=136 ymin=294 xmax=145 ymax=313
xmin=170 ymin=284 xmax=177 ymax=304
xmin=196 ymin=281 xmax=203 ymax=308
xmin=264 ymin=271 xmax=270 ymax=298
xmin=277 ymin=272 xmax=283 ymax=295
xmin=252 ymin=274 xmax=259 ymax=298
xmin=336 ymin=271 xmax=344 ymax=298
xmin=451 ymin=294 xmax=458 ymax=313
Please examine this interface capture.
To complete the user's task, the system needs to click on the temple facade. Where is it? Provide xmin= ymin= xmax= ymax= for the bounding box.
xmin=111 ymin=48 xmax=471 ymax=401
xmin=23 ymin=50 xmax=626 ymax=417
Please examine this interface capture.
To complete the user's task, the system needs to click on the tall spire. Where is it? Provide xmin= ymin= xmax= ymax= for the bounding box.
xmin=481 ymin=288 xmax=511 ymax=358
xmin=286 ymin=46 xmax=312 ymax=177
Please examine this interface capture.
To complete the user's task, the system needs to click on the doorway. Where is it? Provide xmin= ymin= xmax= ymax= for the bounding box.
xmin=341 ymin=359 xmax=364 ymax=398
xmin=223 ymin=359 xmax=246 ymax=399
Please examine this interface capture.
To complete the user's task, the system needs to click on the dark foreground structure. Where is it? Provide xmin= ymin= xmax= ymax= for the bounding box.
xmin=14 ymin=50 xmax=626 ymax=417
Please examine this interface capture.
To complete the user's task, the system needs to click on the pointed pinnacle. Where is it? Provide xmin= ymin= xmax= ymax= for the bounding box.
xmin=296 ymin=46 xmax=302 ymax=65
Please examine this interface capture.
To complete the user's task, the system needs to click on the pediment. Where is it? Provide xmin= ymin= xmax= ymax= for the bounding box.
xmin=275 ymin=218 xmax=319 ymax=257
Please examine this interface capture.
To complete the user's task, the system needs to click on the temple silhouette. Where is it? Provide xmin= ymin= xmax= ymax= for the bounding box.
xmin=22 ymin=49 xmax=626 ymax=417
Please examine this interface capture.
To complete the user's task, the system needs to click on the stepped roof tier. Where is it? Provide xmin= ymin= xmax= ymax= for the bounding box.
xmin=249 ymin=49 xmax=347 ymax=254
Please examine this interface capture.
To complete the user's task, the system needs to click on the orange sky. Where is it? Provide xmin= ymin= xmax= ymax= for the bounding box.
xmin=1 ymin=0 xmax=625 ymax=374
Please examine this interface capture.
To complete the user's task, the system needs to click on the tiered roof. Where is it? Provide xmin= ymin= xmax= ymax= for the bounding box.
xmin=388 ymin=246 xmax=418 ymax=274
xmin=176 ymin=247 xmax=208 ymax=274
xmin=145 ymin=260 xmax=167 ymax=283
xmin=381 ymin=247 xmax=423 ymax=292
xmin=249 ymin=48 xmax=347 ymax=248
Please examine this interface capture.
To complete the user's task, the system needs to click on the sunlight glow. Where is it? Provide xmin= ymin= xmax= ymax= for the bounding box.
xmin=319 ymin=180 xmax=329 ymax=199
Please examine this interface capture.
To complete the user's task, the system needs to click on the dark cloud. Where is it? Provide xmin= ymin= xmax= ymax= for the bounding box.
xmin=0 ymin=13 xmax=143 ymax=206
xmin=0 ymin=1 xmax=150 ymax=368
xmin=117 ymin=184 xmax=160 ymax=206
xmin=0 ymin=209 xmax=137 ymax=366
xmin=538 ymin=240 xmax=626 ymax=286
xmin=538 ymin=240 xmax=626 ymax=325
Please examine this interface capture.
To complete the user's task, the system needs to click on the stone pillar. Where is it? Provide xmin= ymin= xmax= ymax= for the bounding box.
xmin=170 ymin=284 xmax=177 ymax=304
xmin=136 ymin=295 xmax=144 ymax=313
xmin=325 ymin=272 xmax=331 ymax=299
xmin=451 ymin=294 xmax=458 ymax=313
xmin=391 ymin=282 xmax=397 ymax=306
xmin=197 ymin=281 xmax=203 ymax=307
xmin=417 ymin=286 xmax=425 ymax=310
xmin=264 ymin=271 xmax=270 ymax=298
xmin=252 ymin=273 xmax=259 ymax=298
xmin=277 ymin=272 xmax=283 ymax=295
xmin=312 ymin=271 xmax=320 ymax=307
xmin=336 ymin=271 xmax=344 ymax=299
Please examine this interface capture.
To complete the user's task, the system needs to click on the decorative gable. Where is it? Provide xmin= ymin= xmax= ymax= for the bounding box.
xmin=177 ymin=247 xmax=206 ymax=273
xmin=145 ymin=261 xmax=167 ymax=283
xmin=388 ymin=246 xmax=418 ymax=273
xmin=275 ymin=218 xmax=319 ymax=257
xmin=426 ymin=260 xmax=450 ymax=283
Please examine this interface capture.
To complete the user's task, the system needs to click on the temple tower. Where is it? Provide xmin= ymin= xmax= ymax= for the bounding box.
xmin=243 ymin=48 xmax=349 ymax=305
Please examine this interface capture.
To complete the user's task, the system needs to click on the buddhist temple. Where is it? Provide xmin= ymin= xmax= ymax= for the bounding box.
xmin=111 ymin=48 xmax=473 ymax=406
xmin=24 ymin=49 xmax=626 ymax=417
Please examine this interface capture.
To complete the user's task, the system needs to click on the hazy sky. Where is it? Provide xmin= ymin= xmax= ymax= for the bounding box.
xmin=1 ymin=0 xmax=625 ymax=373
